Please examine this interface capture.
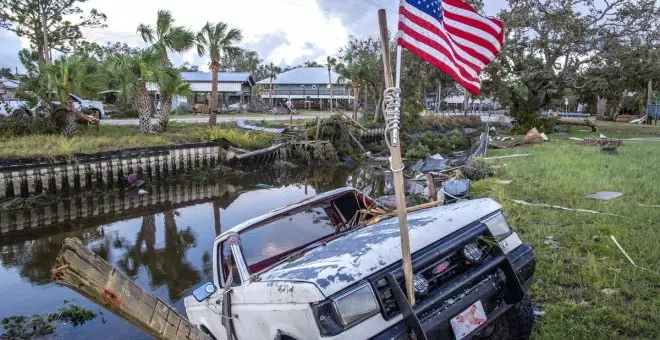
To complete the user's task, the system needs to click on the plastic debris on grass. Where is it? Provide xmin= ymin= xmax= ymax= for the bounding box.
xmin=585 ymin=192 xmax=625 ymax=200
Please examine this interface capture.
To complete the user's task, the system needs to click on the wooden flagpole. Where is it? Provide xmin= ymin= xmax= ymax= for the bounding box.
xmin=378 ymin=9 xmax=415 ymax=307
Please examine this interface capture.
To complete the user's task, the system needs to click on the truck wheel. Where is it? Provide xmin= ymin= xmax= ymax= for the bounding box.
xmin=200 ymin=326 xmax=217 ymax=340
xmin=474 ymin=297 xmax=534 ymax=340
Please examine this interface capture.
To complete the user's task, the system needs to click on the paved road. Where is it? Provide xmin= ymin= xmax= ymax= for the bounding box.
xmin=101 ymin=115 xmax=326 ymax=126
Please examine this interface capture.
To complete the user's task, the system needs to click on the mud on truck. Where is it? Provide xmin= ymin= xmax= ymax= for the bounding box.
xmin=185 ymin=188 xmax=536 ymax=340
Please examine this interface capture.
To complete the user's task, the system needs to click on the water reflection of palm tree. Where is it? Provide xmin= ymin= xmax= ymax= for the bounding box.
xmin=118 ymin=211 xmax=200 ymax=301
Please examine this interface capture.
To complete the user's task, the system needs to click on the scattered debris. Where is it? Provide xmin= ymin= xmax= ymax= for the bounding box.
xmin=630 ymin=115 xmax=647 ymax=124
xmin=462 ymin=159 xmax=497 ymax=180
xmin=544 ymin=236 xmax=562 ymax=249
xmin=600 ymin=288 xmax=618 ymax=296
xmin=442 ymin=180 xmax=470 ymax=203
xmin=512 ymin=200 xmax=625 ymax=218
xmin=410 ymin=155 xmax=449 ymax=173
xmin=484 ymin=154 xmax=532 ymax=160
xmin=569 ymin=137 xmax=584 ymax=141
xmin=585 ymin=192 xmax=625 ymax=200
xmin=638 ymin=204 xmax=660 ymax=208
xmin=540 ymin=133 xmax=549 ymax=141
xmin=583 ymin=138 xmax=622 ymax=147
xmin=376 ymin=195 xmax=413 ymax=210
xmin=494 ymin=180 xmax=513 ymax=185
xmin=525 ymin=128 xmax=542 ymax=142
xmin=599 ymin=134 xmax=607 ymax=139
xmin=533 ymin=310 xmax=547 ymax=317
xmin=236 ymin=120 xmax=287 ymax=134
xmin=592 ymin=235 xmax=601 ymax=242
xmin=137 ymin=189 xmax=147 ymax=195
xmin=610 ymin=235 xmax=638 ymax=267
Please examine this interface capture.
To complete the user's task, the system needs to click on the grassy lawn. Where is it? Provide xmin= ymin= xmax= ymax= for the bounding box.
xmin=114 ymin=111 xmax=335 ymax=120
xmin=472 ymin=128 xmax=659 ymax=339
xmin=0 ymin=123 xmax=277 ymax=159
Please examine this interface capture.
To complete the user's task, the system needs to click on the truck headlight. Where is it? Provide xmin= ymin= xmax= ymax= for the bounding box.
xmin=312 ymin=282 xmax=379 ymax=336
xmin=484 ymin=213 xmax=511 ymax=240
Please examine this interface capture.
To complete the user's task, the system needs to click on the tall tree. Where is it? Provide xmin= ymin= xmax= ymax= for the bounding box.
xmin=137 ymin=10 xmax=195 ymax=125
xmin=265 ymin=63 xmax=281 ymax=107
xmin=491 ymin=0 xmax=660 ymax=120
xmin=326 ymin=57 xmax=337 ymax=112
xmin=221 ymin=48 xmax=261 ymax=73
xmin=196 ymin=21 xmax=242 ymax=125
xmin=156 ymin=69 xmax=190 ymax=130
xmin=0 ymin=0 xmax=106 ymax=64
xmin=110 ymin=48 xmax=161 ymax=134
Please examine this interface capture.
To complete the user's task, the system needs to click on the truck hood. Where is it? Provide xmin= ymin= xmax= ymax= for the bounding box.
xmin=257 ymin=198 xmax=501 ymax=297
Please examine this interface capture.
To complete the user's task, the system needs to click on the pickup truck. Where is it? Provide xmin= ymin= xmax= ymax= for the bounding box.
xmin=185 ymin=188 xmax=536 ymax=340
xmin=0 ymin=94 xmax=106 ymax=118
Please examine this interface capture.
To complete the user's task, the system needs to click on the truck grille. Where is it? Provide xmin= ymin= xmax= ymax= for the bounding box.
xmin=373 ymin=241 xmax=492 ymax=320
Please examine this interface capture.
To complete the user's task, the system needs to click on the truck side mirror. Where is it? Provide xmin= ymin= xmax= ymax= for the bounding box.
xmin=192 ymin=282 xmax=217 ymax=302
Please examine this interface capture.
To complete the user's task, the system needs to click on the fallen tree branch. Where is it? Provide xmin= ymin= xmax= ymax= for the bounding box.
xmin=512 ymin=199 xmax=625 ymax=218
xmin=555 ymin=118 xmax=598 ymax=132
xmin=484 ymin=154 xmax=532 ymax=160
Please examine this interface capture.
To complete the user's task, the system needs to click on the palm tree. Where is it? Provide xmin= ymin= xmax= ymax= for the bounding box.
xmin=327 ymin=57 xmax=337 ymax=112
xmin=196 ymin=22 xmax=243 ymax=126
xmin=45 ymin=56 xmax=103 ymax=137
xmin=267 ymin=63 xmax=281 ymax=107
xmin=156 ymin=69 xmax=190 ymax=131
xmin=137 ymin=10 xmax=195 ymax=125
xmin=336 ymin=57 xmax=366 ymax=121
xmin=110 ymin=48 xmax=161 ymax=133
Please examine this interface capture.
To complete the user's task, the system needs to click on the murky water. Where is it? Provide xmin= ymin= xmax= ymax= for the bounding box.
xmin=0 ymin=166 xmax=390 ymax=339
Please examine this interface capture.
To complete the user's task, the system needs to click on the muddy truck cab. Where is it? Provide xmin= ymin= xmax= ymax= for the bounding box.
xmin=185 ymin=188 xmax=536 ymax=340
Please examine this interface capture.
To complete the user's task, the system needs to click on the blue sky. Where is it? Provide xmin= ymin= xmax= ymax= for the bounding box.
xmin=0 ymin=0 xmax=507 ymax=73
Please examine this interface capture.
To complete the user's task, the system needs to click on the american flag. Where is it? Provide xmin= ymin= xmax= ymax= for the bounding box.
xmin=398 ymin=0 xmax=504 ymax=95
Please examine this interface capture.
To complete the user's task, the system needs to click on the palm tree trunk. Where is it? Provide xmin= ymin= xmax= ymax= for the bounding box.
xmin=329 ymin=69 xmax=334 ymax=112
xmin=61 ymin=99 xmax=77 ymax=137
xmin=209 ymin=63 xmax=219 ymax=126
xmin=353 ymin=87 xmax=360 ymax=121
xmin=136 ymin=82 xmax=152 ymax=134
xmin=269 ymin=76 xmax=274 ymax=107
xmin=159 ymin=94 xmax=172 ymax=131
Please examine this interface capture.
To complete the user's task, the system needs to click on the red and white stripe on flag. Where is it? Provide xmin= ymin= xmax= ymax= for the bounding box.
xmin=397 ymin=0 xmax=504 ymax=95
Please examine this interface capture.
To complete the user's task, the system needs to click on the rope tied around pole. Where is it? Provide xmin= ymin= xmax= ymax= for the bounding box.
xmin=383 ymin=87 xmax=405 ymax=172
xmin=383 ymin=87 xmax=402 ymax=148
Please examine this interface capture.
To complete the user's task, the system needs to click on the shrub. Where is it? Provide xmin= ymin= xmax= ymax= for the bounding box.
xmin=203 ymin=126 xmax=275 ymax=150
xmin=0 ymin=112 xmax=58 ymax=136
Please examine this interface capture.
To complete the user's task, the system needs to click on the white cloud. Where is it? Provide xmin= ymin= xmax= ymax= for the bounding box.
xmin=77 ymin=0 xmax=350 ymax=69
xmin=0 ymin=0 xmax=509 ymax=71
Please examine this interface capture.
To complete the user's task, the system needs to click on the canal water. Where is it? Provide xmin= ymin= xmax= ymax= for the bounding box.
xmin=0 ymin=166 xmax=390 ymax=339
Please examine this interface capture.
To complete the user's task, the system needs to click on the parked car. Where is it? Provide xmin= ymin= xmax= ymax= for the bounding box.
xmin=185 ymin=188 xmax=536 ymax=340
xmin=0 ymin=94 xmax=106 ymax=118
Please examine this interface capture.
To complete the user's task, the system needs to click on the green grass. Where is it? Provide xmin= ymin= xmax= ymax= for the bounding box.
xmin=114 ymin=111 xmax=334 ymax=120
xmin=472 ymin=132 xmax=660 ymax=339
xmin=0 ymin=123 xmax=277 ymax=159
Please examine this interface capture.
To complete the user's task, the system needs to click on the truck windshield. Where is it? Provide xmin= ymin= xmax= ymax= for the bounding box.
xmin=239 ymin=207 xmax=336 ymax=273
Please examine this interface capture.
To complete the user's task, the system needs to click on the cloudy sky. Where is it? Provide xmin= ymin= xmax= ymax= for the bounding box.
xmin=0 ymin=0 xmax=506 ymax=73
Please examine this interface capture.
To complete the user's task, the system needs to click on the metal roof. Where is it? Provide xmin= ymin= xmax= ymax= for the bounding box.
xmin=256 ymin=67 xmax=347 ymax=85
xmin=181 ymin=72 xmax=254 ymax=85
xmin=0 ymin=78 xmax=20 ymax=89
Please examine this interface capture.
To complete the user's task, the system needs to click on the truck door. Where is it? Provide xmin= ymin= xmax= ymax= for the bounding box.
xmin=202 ymin=236 xmax=244 ymax=339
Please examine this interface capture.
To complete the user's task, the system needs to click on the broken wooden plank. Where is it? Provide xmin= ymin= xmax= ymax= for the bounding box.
xmin=51 ymin=238 xmax=210 ymax=340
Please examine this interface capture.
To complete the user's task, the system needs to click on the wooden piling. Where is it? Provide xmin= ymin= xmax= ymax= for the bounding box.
xmin=52 ymin=238 xmax=210 ymax=340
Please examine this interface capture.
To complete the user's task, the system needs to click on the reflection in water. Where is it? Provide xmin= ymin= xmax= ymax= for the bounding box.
xmin=116 ymin=211 xmax=200 ymax=301
xmin=0 ymin=166 xmax=386 ymax=339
